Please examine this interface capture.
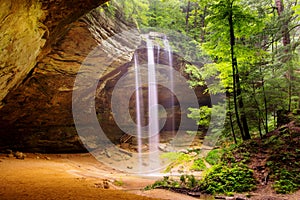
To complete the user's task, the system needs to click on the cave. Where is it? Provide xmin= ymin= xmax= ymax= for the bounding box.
xmin=0 ymin=0 xmax=210 ymax=153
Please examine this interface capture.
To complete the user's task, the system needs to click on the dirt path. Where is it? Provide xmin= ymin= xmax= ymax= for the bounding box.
xmin=0 ymin=153 xmax=198 ymax=200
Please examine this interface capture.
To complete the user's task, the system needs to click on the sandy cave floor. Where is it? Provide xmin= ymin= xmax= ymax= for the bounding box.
xmin=0 ymin=153 xmax=198 ymax=200
xmin=1 ymin=153 xmax=300 ymax=200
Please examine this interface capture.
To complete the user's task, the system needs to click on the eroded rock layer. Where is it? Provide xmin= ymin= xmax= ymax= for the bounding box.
xmin=0 ymin=4 xmax=139 ymax=152
xmin=0 ymin=0 xmax=108 ymax=106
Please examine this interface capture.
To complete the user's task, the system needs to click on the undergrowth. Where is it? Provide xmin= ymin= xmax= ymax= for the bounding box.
xmin=148 ymin=121 xmax=300 ymax=195
xmin=198 ymin=163 xmax=256 ymax=195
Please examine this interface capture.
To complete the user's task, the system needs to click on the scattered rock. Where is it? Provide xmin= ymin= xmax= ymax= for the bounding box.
xmin=178 ymin=149 xmax=189 ymax=154
xmin=122 ymin=155 xmax=131 ymax=160
xmin=105 ymin=150 xmax=112 ymax=158
xmin=158 ymin=143 xmax=168 ymax=152
xmin=103 ymin=180 xmax=110 ymax=189
xmin=189 ymin=152 xmax=198 ymax=157
xmin=44 ymin=156 xmax=51 ymax=160
xmin=119 ymin=148 xmax=133 ymax=157
xmin=120 ymin=143 xmax=130 ymax=149
xmin=94 ymin=182 xmax=104 ymax=188
xmin=7 ymin=153 xmax=14 ymax=158
xmin=14 ymin=151 xmax=26 ymax=159
xmin=127 ymin=166 xmax=133 ymax=169
xmin=225 ymin=197 xmax=235 ymax=200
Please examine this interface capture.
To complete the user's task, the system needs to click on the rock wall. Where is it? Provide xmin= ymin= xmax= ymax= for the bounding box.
xmin=0 ymin=0 xmax=107 ymax=107
xmin=0 ymin=1 xmax=210 ymax=153
xmin=0 ymin=2 xmax=140 ymax=152
xmin=95 ymin=47 xmax=211 ymax=147
xmin=0 ymin=0 xmax=44 ymax=106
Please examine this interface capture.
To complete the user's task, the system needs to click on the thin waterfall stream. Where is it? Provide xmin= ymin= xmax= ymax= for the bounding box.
xmin=146 ymin=38 xmax=160 ymax=171
xmin=134 ymin=33 xmax=175 ymax=173
xmin=134 ymin=52 xmax=143 ymax=172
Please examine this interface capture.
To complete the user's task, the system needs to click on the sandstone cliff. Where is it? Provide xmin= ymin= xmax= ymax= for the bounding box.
xmin=0 ymin=1 xmax=140 ymax=152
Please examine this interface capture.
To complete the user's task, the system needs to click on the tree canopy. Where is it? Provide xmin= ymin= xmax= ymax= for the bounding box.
xmin=108 ymin=0 xmax=300 ymax=142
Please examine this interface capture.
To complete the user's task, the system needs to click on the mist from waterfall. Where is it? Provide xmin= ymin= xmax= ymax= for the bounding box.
xmin=134 ymin=34 xmax=174 ymax=173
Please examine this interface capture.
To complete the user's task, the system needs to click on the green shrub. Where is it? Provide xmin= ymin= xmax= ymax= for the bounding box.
xmin=144 ymin=176 xmax=183 ymax=190
xmin=144 ymin=176 xmax=179 ymax=190
xmin=191 ymin=158 xmax=207 ymax=171
xmin=199 ymin=163 xmax=256 ymax=195
xmin=205 ymin=149 xmax=223 ymax=165
xmin=272 ymin=169 xmax=300 ymax=194
xmin=180 ymin=175 xmax=199 ymax=188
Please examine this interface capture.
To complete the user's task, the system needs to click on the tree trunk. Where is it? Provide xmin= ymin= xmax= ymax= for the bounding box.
xmin=228 ymin=0 xmax=250 ymax=140
xmin=260 ymin=66 xmax=269 ymax=133
xmin=252 ymin=82 xmax=263 ymax=138
xmin=237 ymin=70 xmax=251 ymax=139
xmin=185 ymin=0 xmax=191 ymax=33
xmin=227 ymin=91 xmax=237 ymax=144
xmin=275 ymin=0 xmax=291 ymax=47
xmin=228 ymin=2 xmax=245 ymax=140
xmin=275 ymin=0 xmax=292 ymax=111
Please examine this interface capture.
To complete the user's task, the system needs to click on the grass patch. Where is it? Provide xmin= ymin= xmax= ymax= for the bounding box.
xmin=161 ymin=152 xmax=192 ymax=173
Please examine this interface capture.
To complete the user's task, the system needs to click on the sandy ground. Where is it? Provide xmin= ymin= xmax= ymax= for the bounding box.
xmin=1 ymin=153 xmax=299 ymax=200
xmin=0 ymin=153 xmax=198 ymax=200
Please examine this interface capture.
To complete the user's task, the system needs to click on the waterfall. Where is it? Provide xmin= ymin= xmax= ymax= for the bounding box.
xmin=163 ymin=36 xmax=175 ymax=135
xmin=133 ymin=34 xmax=175 ymax=173
xmin=147 ymin=38 xmax=160 ymax=170
xmin=134 ymin=52 xmax=143 ymax=172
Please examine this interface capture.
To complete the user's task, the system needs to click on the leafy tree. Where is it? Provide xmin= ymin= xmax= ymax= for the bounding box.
xmin=111 ymin=0 xmax=300 ymax=143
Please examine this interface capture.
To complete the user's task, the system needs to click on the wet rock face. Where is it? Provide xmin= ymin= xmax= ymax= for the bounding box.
xmin=95 ymin=46 xmax=211 ymax=146
xmin=0 ymin=3 xmax=139 ymax=152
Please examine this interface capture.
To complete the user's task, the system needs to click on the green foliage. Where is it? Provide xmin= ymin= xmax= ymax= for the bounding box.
xmin=263 ymin=125 xmax=300 ymax=194
xmin=205 ymin=149 xmax=223 ymax=165
xmin=185 ymin=64 xmax=205 ymax=88
xmin=145 ymin=175 xmax=199 ymax=190
xmin=191 ymin=158 xmax=207 ymax=171
xmin=144 ymin=176 xmax=180 ymax=190
xmin=187 ymin=106 xmax=211 ymax=128
xmin=180 ymin=174 xmax=199 ymax=188
xmin=112 ymin=0 xmax=300 ymax=145
xmin=146 ymin=0 xmax=185 ymax=30
xmin=113 ymin=179 xmax=124 ymax=186
xmin=273 ymin=169 xmax=300 ymax=194
xmin=113 ymin=0 xmax=149 ymax=26
xmin=199 ymin=163 xmax=256 ymax=195
xmin=160 ymin=152 xmax=192 ymax=172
